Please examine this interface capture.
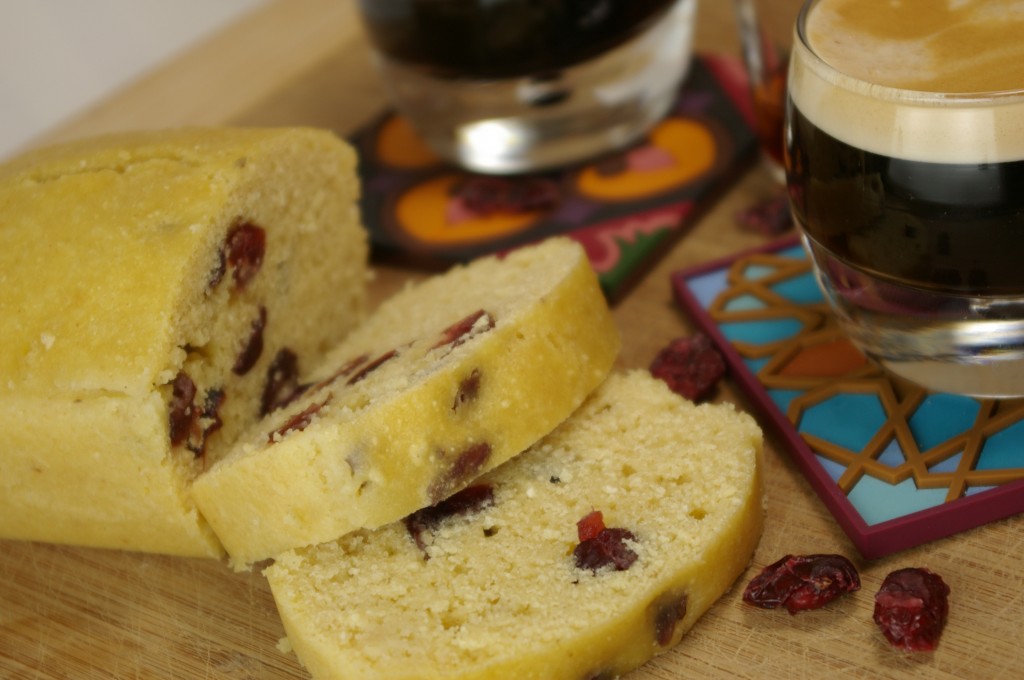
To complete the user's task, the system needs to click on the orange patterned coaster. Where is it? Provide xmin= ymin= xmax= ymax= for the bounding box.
xmin=350 ymin=54 xmax=758 ymax=301
xmin=673 ymin=237 xmax=1024 ymax=559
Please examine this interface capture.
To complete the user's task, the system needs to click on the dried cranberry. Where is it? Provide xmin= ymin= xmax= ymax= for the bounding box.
xmin=347 ymin=349 xmax=397 ymax=385
xmin=260 ymin=348 xmax=307 ymax=416
xmin=573 ymin=511 xmax=638 ymax=574
xmin=452 ymin=369 xmax=481 ymax=411
xmin=873 ymin=567 xmax=950 ymax=651
xmin=653 ymin=593 xmax=689 ymax=647
xmin=743 ymin=554 xmax=861 ymax=614
xmin=225 ymin=222 xmax=265 ymax=290
xmin=233 ymin=306 xmax=266 ymax=375
xmin=168 ymin=371 xmax=198 ymax=447
xmin=199 ymin=389 xmax=225 ymax=452
xmin=432 ymin=310 xmax=495 ymax=351
xmin=405 ymin=483 xmax=495 ymax=555
xmin=650 ymin=333 xmax=727 ymax=402
xmin=576 ymin=510 xmax=606 ymax=542
xmin=268 ymin=397 xmax=330 ymax=442
xmin=429 ymin=442 xmax=492 ymax=502
xmin=167 ymin=372 xmax=223 ymax=458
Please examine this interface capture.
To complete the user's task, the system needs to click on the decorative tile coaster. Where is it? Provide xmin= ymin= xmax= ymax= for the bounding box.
xmin=672 ymin=236 xmax=1024 ymax=559
xmin=350 ymin=54 xmax=758 ymax=301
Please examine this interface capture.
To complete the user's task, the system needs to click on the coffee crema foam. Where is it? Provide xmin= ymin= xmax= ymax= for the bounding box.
xmin=807 ymin=0 xmax=1024 ymax=93
xmin=790 ymin=0 xmax=1024 ymax=163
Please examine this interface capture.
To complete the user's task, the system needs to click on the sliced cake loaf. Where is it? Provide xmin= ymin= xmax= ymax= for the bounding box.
xmin=192 ymin=237 xmax=621 ymax=567
xmin=265 ymin=370 xmax=764 ymax=680
xmin=0 ymin=128 xmax=368 ymax=557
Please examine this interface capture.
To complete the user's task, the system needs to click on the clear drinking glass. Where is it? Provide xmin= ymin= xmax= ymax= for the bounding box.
xmin=356 ymin=0 xmax=697 ymax=175
xmin=785 ymin=0 xmax=1024 ymax=397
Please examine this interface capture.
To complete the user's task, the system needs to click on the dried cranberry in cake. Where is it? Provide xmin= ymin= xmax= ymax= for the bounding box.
xmin=432 ymin=310 xmax=495 ymax=351
xmin=168 ymin=371 xmax=198 ymax=448
xmin=347 ymin=349 xmax=398 ymax=385
xmin=233 ymin=306 xmax=267 ymax=375
xmin=743 ymin=553 xmax=861 ymax=614
xmin=269 ymin=396 xmax=331 ymax=443
xmin=225 ymin=222 xmax=266 ymax=290
xmin=428 ymin=442 xmax=493 ymax=502
xmin=404 ymin=483 xmax=495 ymax=555
xmin=573 ymin=510 xmax=639 ymax=573
xmin=576 ymin=510 xmax=607 ymax=542
xmin=261 ymin=348 xmax=307 ymax=416
xmin=873 ymin=567 xmax=950 ymax=651
xmin=310 ymin=353 xmax=370 ymax=394
xmin=198 ymin=389 xmax=225 ymax=454
xmin=653 ymin=592 xmax=689 ymax=647
xmin=167 ymin=372 xmax=225 ymax=458
xmin=650 ymin=333 xmax=727 ymax=402
xmin=452 ymin=369 xmax=481 ymax=411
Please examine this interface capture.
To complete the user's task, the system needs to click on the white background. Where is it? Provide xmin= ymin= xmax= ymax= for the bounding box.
xmin=0 ymin=0 xmax=267 ymax=160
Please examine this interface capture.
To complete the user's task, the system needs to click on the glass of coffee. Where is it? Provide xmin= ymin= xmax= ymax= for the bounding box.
xmin=785 ymin=0 xmax=1024 ymax=397
xmin=356 ymin=0 xmax=697 ymax=174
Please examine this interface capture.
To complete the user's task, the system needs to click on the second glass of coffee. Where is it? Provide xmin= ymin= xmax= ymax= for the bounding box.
xmin=356 ymin=0 xmax=697 ymax=174
xmin=786 ymin=0 xmax=1024 ymax=397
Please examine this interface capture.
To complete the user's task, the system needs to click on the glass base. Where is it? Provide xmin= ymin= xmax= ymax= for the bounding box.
xmin=370 ymin=0 xmax=697 ymax=174
xmin=802 ymin=234 xmax=1024 ymax=398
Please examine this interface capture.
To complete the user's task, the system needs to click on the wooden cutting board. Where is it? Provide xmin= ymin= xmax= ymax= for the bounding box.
xmin=3 ymin=1 xmax=1023 ymax=678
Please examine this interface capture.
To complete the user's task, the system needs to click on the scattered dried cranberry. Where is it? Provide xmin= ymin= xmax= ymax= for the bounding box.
xmin=649 ymin=333 xmax=727 ymax=402
xmin=433 ymin=310 xmax=495 ymax=351
xmin=225 ymin=222 xmax=266 ymax=290
xmin=743 ymin=554 xmax=861 ymax=614
xmin=873 ymin=567 xmax=950 ymax=651
xmin=232 ymin=306 xmax=266 ymax=375
xmin=451 ymin=176 xmax=560 ymax=216
xmin=573 ymin=511 xmax=638 ymax=573
xmin=405 ymin=484 xmax=495 ymax=555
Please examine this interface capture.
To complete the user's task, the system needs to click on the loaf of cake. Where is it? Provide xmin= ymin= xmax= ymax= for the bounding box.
xmin=0 ymin=128 xmax=368 ymax=557
xmin=192 ymin=237 xmax=621 ymax=567
xmin=265 ymin=371 xmax=764 ymax=680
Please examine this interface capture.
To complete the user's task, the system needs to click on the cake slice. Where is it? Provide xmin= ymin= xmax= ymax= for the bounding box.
xmin=264 ymin=371 xmax=764 ymax=680
xmin=0 ymin=127 xmax=368 ymax=557
xmin=192 ymin=237 xmax=621 ymax=567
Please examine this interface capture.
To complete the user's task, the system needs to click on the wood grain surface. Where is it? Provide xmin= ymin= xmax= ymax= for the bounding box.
xmin=3 ymin=1 xmax=1022 ymax=678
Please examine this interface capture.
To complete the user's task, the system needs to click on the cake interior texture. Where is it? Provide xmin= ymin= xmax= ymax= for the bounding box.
xmin=0 ymin=127 xmax=367 ymax=557
xmin=265 ymin=371 xmax=764 ymax=680
xmin=193 ymin=237 xmax=621 ymax=566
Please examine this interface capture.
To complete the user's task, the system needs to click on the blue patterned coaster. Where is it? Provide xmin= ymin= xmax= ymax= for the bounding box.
xmin=672 ymin=236 xmax=1024 ymax=559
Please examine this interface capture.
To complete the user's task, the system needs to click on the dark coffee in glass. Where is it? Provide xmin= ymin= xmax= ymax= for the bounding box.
xmin=785 ymin=0 xmax=1024 ymax=396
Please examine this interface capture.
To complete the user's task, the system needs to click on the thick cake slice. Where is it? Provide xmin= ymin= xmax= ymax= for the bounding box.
xmin=192 ymin=237 xmax=621 ymax=567
xmin=0 ymin=128 xmax=368 ymax=557
xmin=264 ymin=371 xmax=764 ymax=680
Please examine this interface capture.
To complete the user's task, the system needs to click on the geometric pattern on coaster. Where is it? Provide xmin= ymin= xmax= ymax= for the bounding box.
xmin=671 ymin=236 xmax=1024 ymax=559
